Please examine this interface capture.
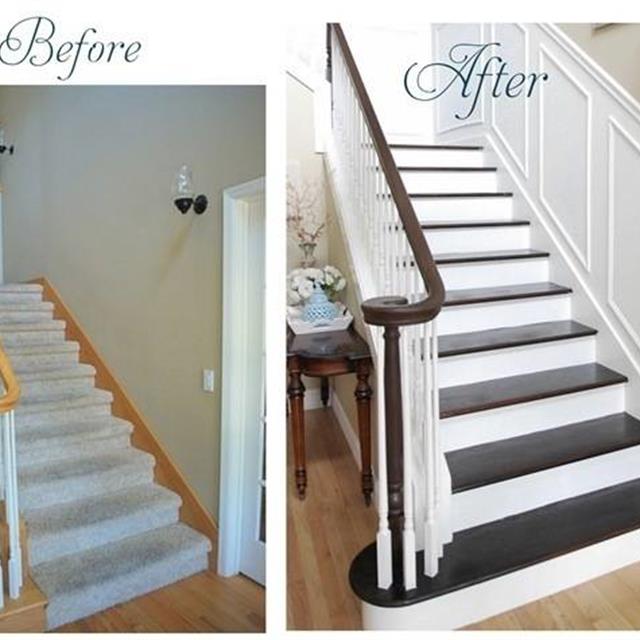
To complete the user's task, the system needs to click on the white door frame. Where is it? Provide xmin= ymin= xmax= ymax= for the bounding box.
xmin=218 ymin=176 xmax=265 ymax=580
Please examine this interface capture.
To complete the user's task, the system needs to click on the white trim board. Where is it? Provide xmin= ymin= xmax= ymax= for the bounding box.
xmin=331 ymin=390 xmax=362 ymax=469
xmin=217 ymin=176 xmax=266 ymax=580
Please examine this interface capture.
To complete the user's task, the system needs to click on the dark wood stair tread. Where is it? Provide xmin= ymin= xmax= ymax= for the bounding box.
xmin=389 ymin=143 xmax=483 ymax=150
xmin=435 ymin=249 xmax=548 ymax=264
xmin=439 ymin=320 xmax=597 ymax=357
xmin=443 ymin=282 xmax=571 ymax=307
xmin=423 ymin=219 xmax=528 ymax=229
xmin=398 ymin=166 xmax=496 ymax=172
xmin=350 ymin=476 xmax=640 ymax=607
xmin=410 ymin=192 xmax=513 ymax=199
xmin=440 ymin=363 xmax=627 ymax=419
xmin=448 ymin=413 xmax=640 ymax=493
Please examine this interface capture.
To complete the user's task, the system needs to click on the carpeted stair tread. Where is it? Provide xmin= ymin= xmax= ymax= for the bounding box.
xmin=15 ymin=387 xmax=112 ymax=411
xmin=18 ymin=363 xmax=95 ymax=382
xmin=0 ymin=320 xmax=65 ymax=333
xmin=0 ymin=301 xmax=53 ymax=313
xmin=0 ymin=284 xmax=43 ymax=293
xmin=20 ymin=448 xmax=154 ymax=486
xmin=4 ymin=342 xmax=79 ymax=356
xmin=19 ymin=448 xmax=155 ymax=510
xmin=26 ymin=484 xmax=182 ymax=566
xmin=33 ymin=523 xmax=210 ymax=628
xmin=17 ymin=417 xmax=133 ymax=465
xmin=18 ymin=416 xmax=132 ymax=446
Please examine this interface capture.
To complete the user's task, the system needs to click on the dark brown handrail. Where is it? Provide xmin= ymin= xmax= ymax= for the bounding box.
xmin=328 ymin=24 xmax=445 ymax=328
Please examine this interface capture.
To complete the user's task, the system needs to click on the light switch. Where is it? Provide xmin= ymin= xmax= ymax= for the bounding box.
xmin=203 ymin=369 xmax=215 ymax=393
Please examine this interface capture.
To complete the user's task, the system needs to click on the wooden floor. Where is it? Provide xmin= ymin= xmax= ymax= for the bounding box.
xmin=58 ymin=569 xmax=265 ymax=632
xmin=289 ymin=407 xmax=640 ymax=631
xmin=287 ymin=408 xmax=377 ymax=630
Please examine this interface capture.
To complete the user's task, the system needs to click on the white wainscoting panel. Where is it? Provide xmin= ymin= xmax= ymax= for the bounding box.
xmin=491 ymin=23 xmax=529 ymax=177
xmin=539 ymin=44 xmax=592 ymax=271
xmin=607 ymin=117 xmax=640 ymax=347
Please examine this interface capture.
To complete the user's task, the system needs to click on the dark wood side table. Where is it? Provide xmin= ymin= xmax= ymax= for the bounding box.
xmin=287 ymin=326 xmax=373 ymax=505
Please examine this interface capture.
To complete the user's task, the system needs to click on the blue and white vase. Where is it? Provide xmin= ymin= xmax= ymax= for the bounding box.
xmin=303 ymin=282 xmax=338 ymax=324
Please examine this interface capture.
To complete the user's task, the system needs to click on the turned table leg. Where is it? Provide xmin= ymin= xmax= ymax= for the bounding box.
xmin=287 ymin=357 xmax=307 ymax=499
xmin=355 ymin=359 xmax=374 ymax=506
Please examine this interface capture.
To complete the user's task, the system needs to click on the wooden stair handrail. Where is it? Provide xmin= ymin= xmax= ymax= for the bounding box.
xmin=328 ymin=24 xmax=445 ymax=327
xmin=0 ymin=343 xmax=20 ymax=414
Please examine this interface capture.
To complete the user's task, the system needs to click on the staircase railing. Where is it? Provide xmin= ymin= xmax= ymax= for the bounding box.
xmin=327 ymin=23 xmax=452 ymax=591
xmin=0 ymin=341 xmax=23 ymax=604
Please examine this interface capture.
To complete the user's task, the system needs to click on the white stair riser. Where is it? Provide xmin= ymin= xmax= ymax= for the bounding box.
xmin=9 ymin=351 xmax=80 ymax=372
xmin=391 ymin=148 xmax=486 ymax=167
xmin=438 ymin=258 xmax=548 ymax=290
xmin=361 ymin=528 xmax=640 ymax=630
xmin=413 ymin=197 xmax=513 ymax=221
xmin=442 ymin=385 xmax=626 ymax=451
xmin=0 ymin=331 xmax=66 ymax=347
xmin=439 ymin=336 xmax=596 ymax=388
xmin=20 ymin=376 xmax=95 ymax=401
xmin=401 ymin=171 xmax=498 ymax=193
xmin=438 ymin=296 xmax=571 ymax=335
xmin=452 ymin=444 xmax=640 ymax=532
xmin=426 ymin=226 xmax=530 ymax=254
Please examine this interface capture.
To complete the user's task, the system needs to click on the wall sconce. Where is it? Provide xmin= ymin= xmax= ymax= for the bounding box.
xmin=172 ymin=164 xmax=208 ymax=215
xmin=0 ymin=128 xmax=14 ymax=155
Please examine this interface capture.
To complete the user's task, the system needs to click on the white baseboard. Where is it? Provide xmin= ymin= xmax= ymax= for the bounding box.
xmin=303 ymin=387 xmax=326 ymax=411
xmin=331 ymin=391 xmax=361 ymax=469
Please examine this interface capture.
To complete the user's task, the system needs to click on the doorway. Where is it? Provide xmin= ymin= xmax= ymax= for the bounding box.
xmin=218 ymin=177 xmax=266 ymax=585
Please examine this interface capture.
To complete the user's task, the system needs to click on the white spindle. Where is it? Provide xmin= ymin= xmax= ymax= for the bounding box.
xmin=3 ymin=409 xmax=21 ymax=598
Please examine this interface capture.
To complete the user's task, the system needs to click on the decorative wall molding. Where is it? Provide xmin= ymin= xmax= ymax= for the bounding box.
xmin=607 ymin=116 xmax=640 ymax=349
xmin=490 ymin=22 xmax=530 ymax=178
xmin=540 ymin=24 xmax=640 ymax=126
xmin=538 ymin=43 xmax=593 ymax=271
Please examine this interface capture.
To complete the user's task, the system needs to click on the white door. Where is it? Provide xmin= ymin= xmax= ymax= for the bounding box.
xmin=238 ymin=190 xmax=266 ymax=584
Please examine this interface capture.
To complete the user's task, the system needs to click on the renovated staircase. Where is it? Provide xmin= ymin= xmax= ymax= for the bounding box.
xmin=349 ymin=142 xmax=640 ymax=626
xmin=0 ymin=283 xmax=211 ymax=629
xmin=327 ymin=23 xmax=640 ymax=630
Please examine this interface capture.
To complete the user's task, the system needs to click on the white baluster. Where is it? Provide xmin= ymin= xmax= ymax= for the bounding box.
xmin=3 ymin=409 xmax=21 ymax=598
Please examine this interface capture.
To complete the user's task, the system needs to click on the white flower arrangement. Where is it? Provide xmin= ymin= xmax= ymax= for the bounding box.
xmin=287 ymin=265 xmax=347 ymax=306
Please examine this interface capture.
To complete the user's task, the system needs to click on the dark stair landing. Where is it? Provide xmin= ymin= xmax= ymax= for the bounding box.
xmin=447 ymin=413 xmax=640 ymax=493
xmin=350 ymin=476 xmax=640 ymax=607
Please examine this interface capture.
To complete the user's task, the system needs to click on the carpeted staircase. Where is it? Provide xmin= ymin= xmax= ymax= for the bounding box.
xmin=0 ymin=283 xmax=211 ymax=629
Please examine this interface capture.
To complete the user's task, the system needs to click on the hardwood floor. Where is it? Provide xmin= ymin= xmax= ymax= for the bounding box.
xmin=57 ymin=569 xmax=265 ymax=632
xmin=287 ymin=408 xmax=377 ymax=630
xmin=289 ymin=407 xmax=640 ymax=631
